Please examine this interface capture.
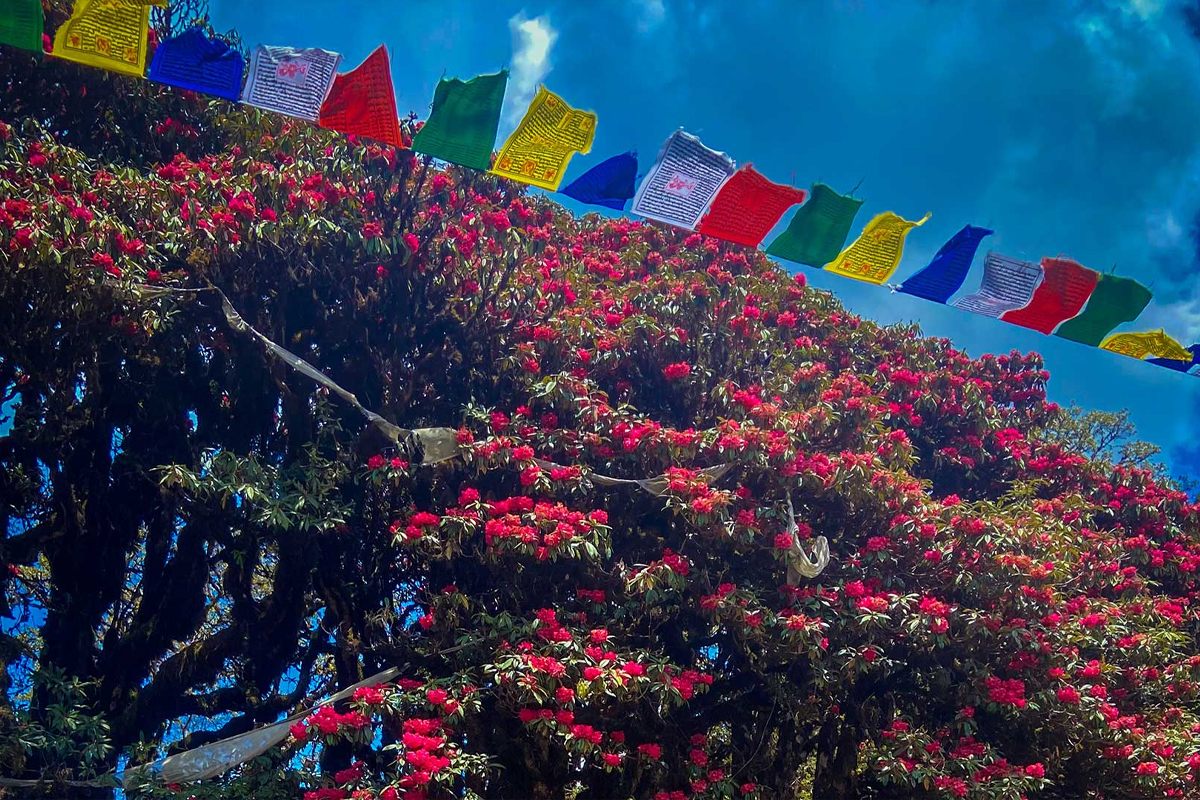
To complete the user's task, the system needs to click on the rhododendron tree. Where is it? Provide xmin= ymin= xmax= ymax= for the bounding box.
xmin=3 ymin=4 xmax=1200 ymax=800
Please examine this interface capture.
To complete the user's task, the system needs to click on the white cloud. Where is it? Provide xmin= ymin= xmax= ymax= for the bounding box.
xmin=505 ymin=13 xmax=558 ymax=130
xmin=632 ymin=0 xmax=666 ymax=33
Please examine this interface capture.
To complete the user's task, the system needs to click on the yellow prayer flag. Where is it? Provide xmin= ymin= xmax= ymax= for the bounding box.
xmin=52 ymin=0 xmax=160 ymax=78
xmin=1100 ymin=331 xmax=1193 ymax=361
xmin=491 ymin=86 xmax=597 ymax=191
xmin=824 ymin=211 xmax=932 ymax=285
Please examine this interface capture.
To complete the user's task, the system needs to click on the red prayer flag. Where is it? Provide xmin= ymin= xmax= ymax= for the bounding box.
xmin=697 ymin=165 xmax=808 ymax=247
xmin=1001 ymin=257 xmax=1100 ymax=334
xmin=317 ymin=45 xmax=403 ymax=148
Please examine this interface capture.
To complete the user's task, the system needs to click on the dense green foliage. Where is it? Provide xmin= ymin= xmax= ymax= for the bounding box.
xmin=2 ymin=5 xmax=1200 ymax=800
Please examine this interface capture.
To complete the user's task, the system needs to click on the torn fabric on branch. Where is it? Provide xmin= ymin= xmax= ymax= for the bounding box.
xmin=120 ymin=283 xmax=459 ymax=464
xmin=124 ymin=667 xmax=400 ymax=787
xmin=785 ymin=494 xmax=830 ymax=584
xmin=533 ymin=459 xmax=731 ymax=496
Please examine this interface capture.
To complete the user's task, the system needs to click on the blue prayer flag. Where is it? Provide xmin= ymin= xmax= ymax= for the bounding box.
xmin=560 ymin=151 xmax=638 ymax=210
xmin=148 ymin=27 xmax=245 ymax=101
xmin=1148 ymin=345 xmax=1200 ymax=374
xmin=898 ymin=224 xmax=993 ymax=303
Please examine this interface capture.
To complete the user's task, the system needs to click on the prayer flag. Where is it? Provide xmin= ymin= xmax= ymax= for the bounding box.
xmin=696 ymin=165 xmax=808 ymax=247
xmin=148 ymin=27 xmax=244 ymax=101
xmin=411 ymin=70 xmax=508 ymax=171
xmin=824 ymin=211 xmax=931 ymax=284
xmin=897 ymin=224 xmax=992 ymax=303
xmin=1148 ymin=345 xmax=1200 ymax=373
xmin=52 ymin=0 xmax=155 ymax=78
xmin=1054 ymin=274 xmax=1152 ymax=346
xmin=952 ymin=252 xmax=1043 ymax=318
xmin=1001 ymin=257 xmax=1100 ymax=334
xmin=241 ymin=45 xmax=342 ymax=122
xmin=631 ymin=129 xmax=736 ymax=230
xmin=765 ymin=183 xmax=864 ymax=267
xmin=317 ymin=45 xmax=402 ymax=147
xmin=559 ymin=151 xmax=638 ymax=210
xmin=1101 ymin=331 xmax=1194 ymax=362
xmin=0 ymin=0 xmax=43 ymax=52
xmin=491 ymin=86 xmax=597 ymax=191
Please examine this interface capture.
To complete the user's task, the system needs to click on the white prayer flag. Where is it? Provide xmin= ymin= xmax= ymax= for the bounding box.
xmin=952 ymin=252 xmax=1044 ymax=318
xmin=240 ymin=45 xmax=343 ymax=122
xmin=631 ymin=129 xmax=736 ymax=230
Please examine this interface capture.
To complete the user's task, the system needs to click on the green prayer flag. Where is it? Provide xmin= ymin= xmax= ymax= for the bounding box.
xmin=1054 ymin=274 xmax=1152 ymax=346
xmin=0 ymin=0 xmax=43 ymax=53
xmin=411 ymin=70 xmax=509 ymax=171
xmin=765 ymin=182 xmax=864 ymax=267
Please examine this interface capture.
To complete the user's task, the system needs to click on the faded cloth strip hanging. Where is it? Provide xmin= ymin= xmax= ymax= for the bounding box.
xmin=1054 ymin=274 xmax=1152 ymax=346
xmin=491 ymin=86 xmax=597 ymax=191
xmin=241 ymin=45 xmax=342 ymax=122
xmin=533 ymin=459 xmax=731 ymax=497
xmin=824 ymin=211 xmax=931 ymax=284
xmin=52 ymin=0 xmax=157 ymax=78
xmin=951 ymin=252 xmax=1043 ymax=318
xmin=124 ymin=667 xmax=400 ymax=787
xmin=0 ymin=0 xmax=43 ymax=52
xmin=1148 ymin=345 xmax=1200 ymax=373
xmin=765 ymin=183 xmax=864 ymax=268
xmin=631 ymin=129 xmax=736 ymax=230
xmin=1000 ymin=257 xmax=1100 ymax=334
xmin=559 ymin=151 xmax=639 ymax=210
xmin=411 ymin=70 xmax=509 ymax=171
xmin=148 ymin=27 xmax=245 ymax=101
xmin=897 ymin=224 xmax=993 ymax=303
xmin=317 ymin=44 xmax=403 ymax=147
xmin=784 ymin=494 xmax=830 ymax=584
xmin=118 ymin=283 xmax=459 ymax=464
xmin=696 ymin=165 xmax=808 ymax=247
xmin=1101 ymin=330 xmax=1194 ymax=362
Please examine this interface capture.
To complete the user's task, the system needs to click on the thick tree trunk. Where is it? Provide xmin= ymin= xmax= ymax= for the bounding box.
xmin=813 ymin=715 xmax=860 ymax=800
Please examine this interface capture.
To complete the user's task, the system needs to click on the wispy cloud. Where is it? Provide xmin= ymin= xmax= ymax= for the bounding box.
xmin=631 ymin=0 xmax=666 ymax=33
xmin=504 ymin=13 xmax=558 ymax=132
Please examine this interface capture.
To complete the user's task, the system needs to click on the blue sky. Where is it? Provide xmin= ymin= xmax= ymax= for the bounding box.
xmin=213 ymin=0 xmax=1200 ymax=478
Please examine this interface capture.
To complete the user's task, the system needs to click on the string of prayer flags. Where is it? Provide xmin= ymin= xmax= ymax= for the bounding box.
xmin=898 ymin=224 xmax=993 ymax=303
xmin=824 ymin=211 xmax=931 ymax=285
xmin=1148 ymin=345 xmax=1200 ymax=374
xmin=1001 ymin=257 xmax=1100 ymax=334
xmin=491 ymin=86 xmax=597 ymax=191
xmin=317 ymin=45 xmax=402 ymax=147
xmin=952 ymin=252 xmax=1043 ymax=318
xmin=411 ymin=70 xmax=509 ymax=170
xmin=765 ymin=183 xmax=864 ymax=268
xmin=0 ymin=0 xmax=43 ymax=52
xmin=1101 ymin=330 xmax=1194 ymax=362
xmin=52 ymin=0 xmax=157 ymax=78
xmin=148 ymin=27 xmax=245 ymax=101
xmin=696 ymin=165 xmax=808 ymax=247
xmin=241 ymin=45 xmax=342 ymax=122
xmin=1054 ymin=274 xmax=1153 ymax=346
xmin=631 ymin=129 xmax=736 ymax=229
xmin=559 ymin=151 xmax=639 ymax=210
